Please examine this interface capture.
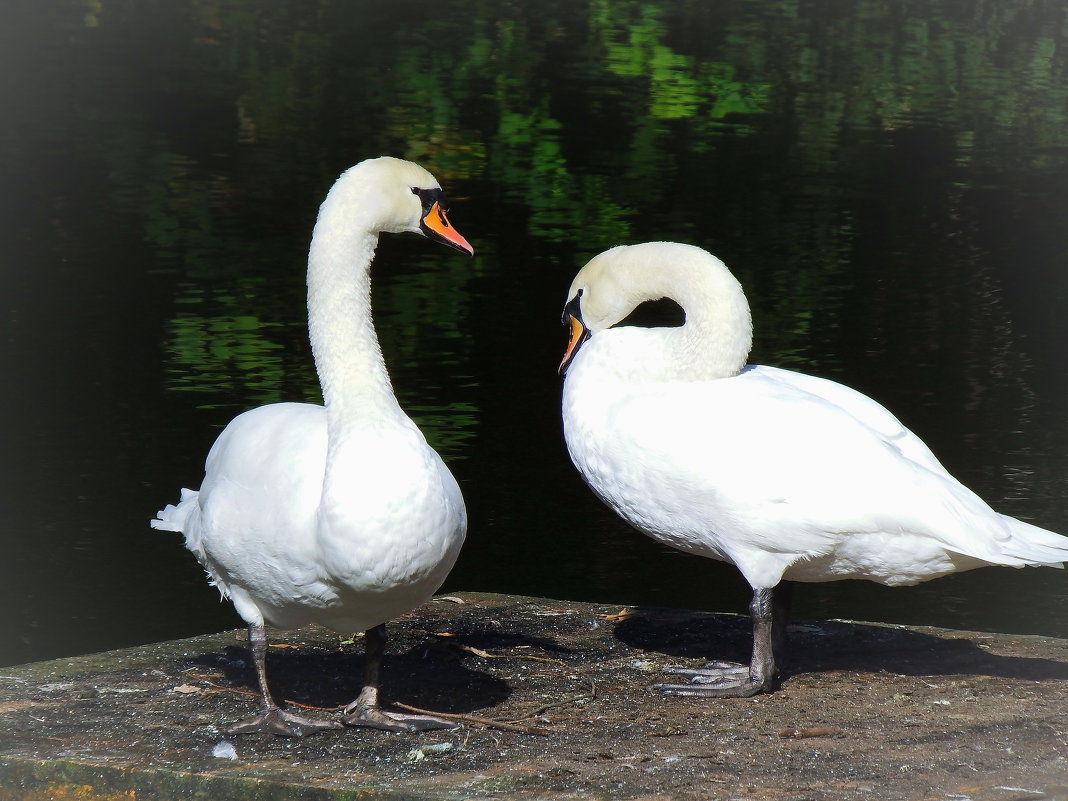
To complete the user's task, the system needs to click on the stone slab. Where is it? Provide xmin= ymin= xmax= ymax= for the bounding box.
xmin=0 ymin=592 xmax=1066 ymax=800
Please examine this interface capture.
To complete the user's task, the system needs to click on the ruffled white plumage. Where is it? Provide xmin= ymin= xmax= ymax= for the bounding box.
xmin=154 ymin=403 xmax=464 ymax=633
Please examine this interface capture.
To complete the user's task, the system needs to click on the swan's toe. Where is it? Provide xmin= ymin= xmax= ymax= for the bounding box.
xmin=342 ymin=706 xmax=459 ymax=732
xmin=662 ymin=660 xmax=751 ymax=683
xmin=227 ymin=707 xmax=342 ymax=737
xmin=654 ymin=679 xmax=768 ymax=698
xmin=654 ymin=660 xmax=773 ymax=698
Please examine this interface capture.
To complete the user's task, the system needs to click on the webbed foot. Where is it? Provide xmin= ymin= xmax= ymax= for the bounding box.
xmin=227 ymin=706 xmax=343 ymax=737
xmin=655 ymin=660 xmax=771 ymax=698
xmin=342 ymin=623 xmax=460 ymax=732
xmin=342 ymin=703 xmax=458 ymax=732
xmin=654 ymin=585 xmax=792 ymax=698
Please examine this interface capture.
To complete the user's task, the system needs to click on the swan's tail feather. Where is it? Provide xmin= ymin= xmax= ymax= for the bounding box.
xmin=998 ymin=515 xmax=1068 ymax=569
xmin=150 ymin=488 xmax=199 ymax=533
xmin=149 ymin=488 xmax=225 ymax=599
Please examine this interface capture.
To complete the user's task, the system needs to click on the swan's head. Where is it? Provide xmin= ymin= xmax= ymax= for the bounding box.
xmin=329 ymin=157 xmax=473 ymax=255
xmin=559 ymin=242 xmax=752 ymax=379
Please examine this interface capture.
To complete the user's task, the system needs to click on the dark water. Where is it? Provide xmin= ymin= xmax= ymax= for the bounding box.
xmin=3 ymin=1 xmax=1068 ymax=668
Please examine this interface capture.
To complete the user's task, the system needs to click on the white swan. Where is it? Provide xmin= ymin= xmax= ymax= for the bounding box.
xmin=559 ymin=241 xmax=1068 ymax=697
xmin=152 ymin=157 xmax=472 ymax=736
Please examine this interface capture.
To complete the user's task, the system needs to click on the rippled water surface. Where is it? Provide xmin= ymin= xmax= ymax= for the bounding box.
xmin=2 ymin=0 xmax=1068 ymax=666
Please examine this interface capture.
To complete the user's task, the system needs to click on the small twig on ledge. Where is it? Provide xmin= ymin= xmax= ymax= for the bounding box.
xmin=195 ymin=678 xmax=345 ymax=712
xmin=501 ymin=671 xmax=596 ymax=724
xmin=393 ymin=702 xmax=551 ymax=735
xmin=528 ymin=691 xmax=594 ymax=718
xmin=285 ymin=699 xmax=346 ymax=712
xmin=197 ymin=680 xmax=256 ymax=698
xmin=444 ymin=639 xmax=565 ymax=666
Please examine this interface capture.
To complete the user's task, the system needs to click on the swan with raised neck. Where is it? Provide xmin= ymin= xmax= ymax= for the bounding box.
xmin=309 ymin=157 xmax=468 ymax=420
xmin=152 ymin=156 xmax=472 ymax=737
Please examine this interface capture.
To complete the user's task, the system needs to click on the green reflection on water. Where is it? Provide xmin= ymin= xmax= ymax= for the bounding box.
xmin=12 ymin=0 xmax=1068 ymax=676
xmin=124 ymin=0 xmax=1068 ymax=487
xmin=163 ymin=302 xmax=288 ymax=405
xmin=15 ymin=0 xmax=1066 ymax=642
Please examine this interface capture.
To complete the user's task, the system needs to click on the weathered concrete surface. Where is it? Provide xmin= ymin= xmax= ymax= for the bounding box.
xmin=0 ymin=591 xmax=1066 ymax=800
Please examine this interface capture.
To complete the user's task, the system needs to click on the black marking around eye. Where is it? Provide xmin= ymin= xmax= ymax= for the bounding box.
xmin=414 ymin=187 xmax=449 ymax=216
xmin=561 ymin=288 xmax=584 ymax=325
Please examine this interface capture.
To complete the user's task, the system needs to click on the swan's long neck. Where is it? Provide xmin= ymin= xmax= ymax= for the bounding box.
xmin=306 ymin=201 xmax=402 ymax=430
xmin=669 ymin=259 xmax=752 ymax=380
xmin=596 ymin=249 xmax=752 ymax=381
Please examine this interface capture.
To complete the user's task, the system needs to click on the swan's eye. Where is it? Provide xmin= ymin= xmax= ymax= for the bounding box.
xmin=411 ymin=187 xmax=420 ymax=195
xmin=561 ymin=288 xmax=584 ymax=325
xmin=613 ymin=297 xmax=685 ymax=329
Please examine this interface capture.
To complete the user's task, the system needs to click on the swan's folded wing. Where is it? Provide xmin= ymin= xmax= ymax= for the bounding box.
xmin=738 ymin=368 xmax=1058 ymax=564
xmin=607 ymin=373 xmax=1028 ymax=568
xmin=196 ymin=403 xmax=331 ymax=594
xmin=749 ymin=365 xmax=949 ymax=474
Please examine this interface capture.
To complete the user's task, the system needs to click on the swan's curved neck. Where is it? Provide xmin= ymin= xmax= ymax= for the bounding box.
xmin=306 ymin=204 xmax=401 ymax=427
xmin=671 ymin=262 xmax=752 ymax=380
xmin=608 ymin=255 xmax=753 ymax=381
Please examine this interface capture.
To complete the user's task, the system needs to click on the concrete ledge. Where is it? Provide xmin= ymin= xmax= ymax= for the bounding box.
xmin=1 ymin=592 xmax=1066 ymax=800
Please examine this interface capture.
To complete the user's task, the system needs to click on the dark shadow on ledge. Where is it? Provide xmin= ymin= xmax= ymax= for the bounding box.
xmin=191 ymin=636 xmax=510 ymax=715
xmin=613 ymin=606 xmax=1068 ymax=682
xmin=444 ymin=622 xmax=577 ymax=656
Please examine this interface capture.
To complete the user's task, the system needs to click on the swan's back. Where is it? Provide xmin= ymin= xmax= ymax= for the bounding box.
xmin=568 ymin=361 xmax=993 ymax=574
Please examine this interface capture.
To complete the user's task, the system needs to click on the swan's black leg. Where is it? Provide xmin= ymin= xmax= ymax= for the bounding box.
xmin=342 ymin=624 xmax=458 ymax=732
xmin=656 ymin=582 xmax=793 ymax=698
xmin=770 ymin=580 xmax=793 ymax=660
xmin=226 ymin=623 xmax=341 ymax=736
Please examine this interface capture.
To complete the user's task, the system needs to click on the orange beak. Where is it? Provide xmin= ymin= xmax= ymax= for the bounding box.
xmin=559 ymin=313 xmax=590 ymax=376
xmin=421 ymin=201 xmax=473 ymax=255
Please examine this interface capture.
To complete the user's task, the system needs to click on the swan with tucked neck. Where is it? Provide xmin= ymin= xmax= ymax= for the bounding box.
xmin=153 ymin=157 xmax=472 ymax=736
xmin=560 ymin=241 xmax=1068 ymax=698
